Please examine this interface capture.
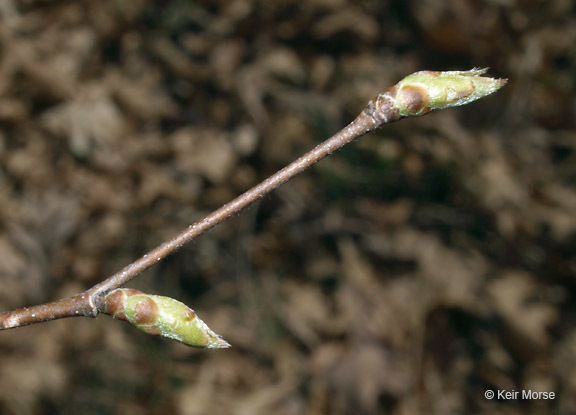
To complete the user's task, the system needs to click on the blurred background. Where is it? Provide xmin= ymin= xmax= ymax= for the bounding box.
xmin=0 ymin=0 xmax=574 ymax=414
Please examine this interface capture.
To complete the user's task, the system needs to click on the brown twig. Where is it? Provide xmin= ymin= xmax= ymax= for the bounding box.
xmin=0 ymin=69 xmax=507 ymax=332
xmin=0 ymin=294 xmax=96 ymax=329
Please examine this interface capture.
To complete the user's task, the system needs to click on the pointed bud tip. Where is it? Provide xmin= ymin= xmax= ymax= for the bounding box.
xmin=495 ymin=77 xmax=508 ymax=88
xmin=206 ymin=336 xmax=231 ymax=349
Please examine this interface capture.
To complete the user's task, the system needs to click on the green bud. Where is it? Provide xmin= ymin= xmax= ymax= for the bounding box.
xmin=104 ymin=288 xmax=230 ymax=349
xmin=391 ymin=68 xmax=507 ymax=117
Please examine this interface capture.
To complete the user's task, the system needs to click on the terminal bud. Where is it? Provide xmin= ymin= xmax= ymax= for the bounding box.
xmin=391 ymin=68 xmax=507 ymax=117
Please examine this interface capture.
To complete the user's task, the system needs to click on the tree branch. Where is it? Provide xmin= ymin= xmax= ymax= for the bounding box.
xmin=0 ymin=69 xmax=506 ymax=345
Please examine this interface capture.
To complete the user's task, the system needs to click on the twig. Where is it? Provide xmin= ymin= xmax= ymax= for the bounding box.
xmin=0 ymin=69 xmax=506 ymax=347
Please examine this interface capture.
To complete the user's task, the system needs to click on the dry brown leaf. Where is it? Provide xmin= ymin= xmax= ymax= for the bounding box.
xmin=313 ymin=341 xmax=410 ymax=413
xmin=314 ymin=8 xmax=379 ymax=41
xmin=282 ymin=282 xmax=335 ymax=346
xmin=488 ymin=271 xmax=558 ymax=350
xmin=109 ymin=70 xmax=178 ymax=121
xmin=392 ymin=229 xmax=485 ymax=309
xmin=41 ymin=83 xmax=129 ymax=161
xmin=0 ymin=357 xmax=66 ymax=415
xmin=170 ymin=127 xmax=237 ymax=184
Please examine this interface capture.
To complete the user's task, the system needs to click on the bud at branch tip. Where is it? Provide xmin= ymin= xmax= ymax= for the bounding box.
xmin=391 ymin=68 xmax=507 ymax=117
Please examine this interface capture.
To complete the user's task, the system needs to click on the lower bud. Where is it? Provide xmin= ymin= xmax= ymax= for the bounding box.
xmin=104 ymin=288 xmax=230 ymax=349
